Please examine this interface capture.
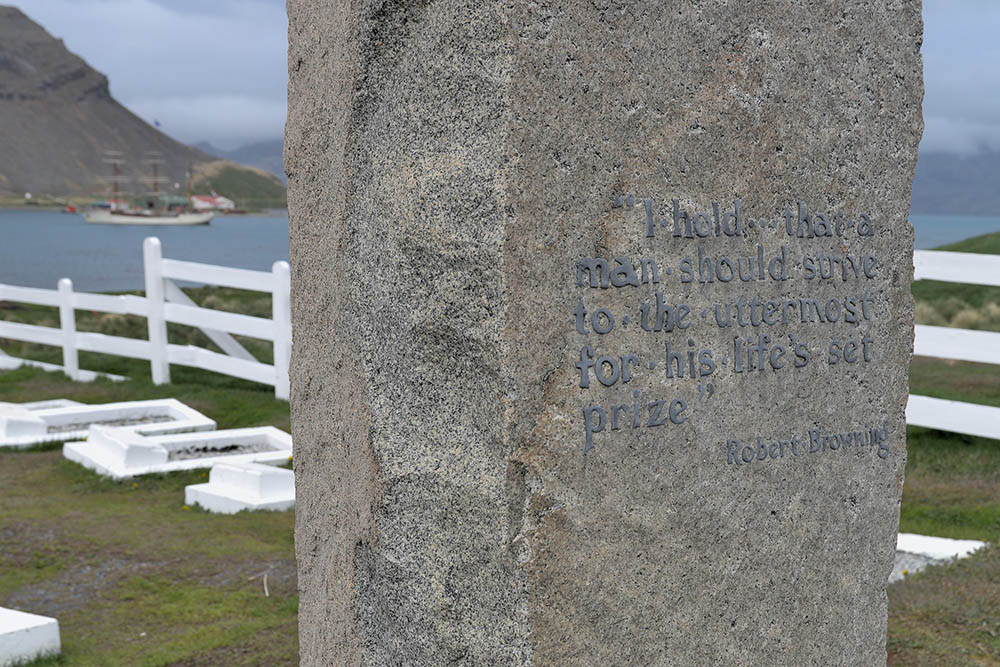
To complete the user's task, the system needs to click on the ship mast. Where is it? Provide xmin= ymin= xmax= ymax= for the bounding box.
xmin=142 ymin=150 xmax=169 ymax=208
xmin=102 ymin=149 xmax=127 ymax=206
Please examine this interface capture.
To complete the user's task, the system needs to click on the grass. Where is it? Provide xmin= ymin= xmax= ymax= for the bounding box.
xmin=937 ymin=232 xmax=1000 ymax=255
xmin=887 ymin=545 xmax=1000 ymax=666
xmin=0 ymin=365 xmax=295 ymax=666
xmin=902 ymin=357 xmax=1000 ymax=540
xmin=913 ymin=230 xmax=1000 ymax=331
xmin=904 ymin=228 xmax=1000 ymax=542
xmin=890 ymin=357 xmax=1000 ymax=663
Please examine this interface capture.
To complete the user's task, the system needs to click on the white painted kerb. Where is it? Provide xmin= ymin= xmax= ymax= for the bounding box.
xmin=6 ymin=400 xmax=83 ymax=411
xmin=185 ymin=461 xmax=295 ymax=513
xmin=64 ymin=426 xmax=293 ymax=479
xmin=896 ymin=533 xmax=986 ymax=561
xmin=0 ymin=398 xmax=215 ymax=448
xmin=0 ymin=607 xmax=60 ymax=666
xmin=890 ymin=533 xmax=988 ymax=584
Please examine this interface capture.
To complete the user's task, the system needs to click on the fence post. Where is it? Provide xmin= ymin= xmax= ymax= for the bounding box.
xmin=272 ymin=261 xmax=291 ymax=400
xmin=57 ymin=278 xmax=79 ymax=381
xmin=143 ymin=237 xmax=170 ymax=384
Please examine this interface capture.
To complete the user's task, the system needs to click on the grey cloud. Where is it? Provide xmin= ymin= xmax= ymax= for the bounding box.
xmin=921 ymin=0 xmax=1000 ymax=154
xmin=14 ymin=0 xmax=287 ymax=149
xmin=147 ymin=0 xmax=286 ymax=18
xmin=128 ymin=95 xmax=287 ymax=150
xmin=11 ymin=1 xmax=1000 ymax=155
xmin=921 ymin=115 xmax=1000 ymax=154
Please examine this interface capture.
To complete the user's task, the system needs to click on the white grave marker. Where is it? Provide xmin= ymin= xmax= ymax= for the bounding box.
xmin=185 ymin=461 xmax=295 ymax=513
xmin=0 ymin=607 xmax=60 ymax=666
xmin=0 ymin=398 xmax=215 ymax=448
xmin=63 ymin=425 xmax=292 ymax=478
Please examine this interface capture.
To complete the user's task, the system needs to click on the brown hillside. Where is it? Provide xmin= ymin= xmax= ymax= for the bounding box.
xmin=0 ymin=6 xmax=213 ymax=196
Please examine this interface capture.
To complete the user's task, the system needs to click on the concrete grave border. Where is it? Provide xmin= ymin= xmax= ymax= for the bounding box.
xmin=0 ymin=607 xmax=60 ymax=667
xmin=6 ymin=399 xmax=83 ymax=411
xmin=63 ymin=426 xmax=292 ymax=479
xmin=185 ymin=461 xmax=295 ymax=513
xmin=890 ymin=533 xmax=988 ymax=583
xmin=0 ymin=398 xmax=215 ymax=449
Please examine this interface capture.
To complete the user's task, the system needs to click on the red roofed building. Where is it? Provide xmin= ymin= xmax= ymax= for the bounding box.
xmin=190 ymin=194 xmax=235 ymax=211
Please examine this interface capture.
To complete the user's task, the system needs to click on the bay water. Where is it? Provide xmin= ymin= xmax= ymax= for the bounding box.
xmin=0 ymin=209 xmax=997 ymax=292
xmin=0 ymin=208 xmax=289 ymax=291
xmin=910 ymin=214 xmax=1000 ymax=250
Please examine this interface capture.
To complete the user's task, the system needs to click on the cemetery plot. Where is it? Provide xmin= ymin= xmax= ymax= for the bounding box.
xmin=185 ymin=461 xmax=295 ymax=514
xmin=0 ymin=398 xmax=215 ymax=448
xmin=63 ymin=425 xmax=292 ymax=479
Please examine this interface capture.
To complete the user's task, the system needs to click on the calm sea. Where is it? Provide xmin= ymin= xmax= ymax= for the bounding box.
xmin=910 ymin=214 xmax=1000 ymax=250
xmin=0 ymin=208 xmax=289 ymax=291
xmin=0 ymin=209 xmax=997 ymax=291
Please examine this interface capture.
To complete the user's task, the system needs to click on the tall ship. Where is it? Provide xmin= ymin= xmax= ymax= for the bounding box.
xmin=84 ymin=150 xmax=214 ymax=225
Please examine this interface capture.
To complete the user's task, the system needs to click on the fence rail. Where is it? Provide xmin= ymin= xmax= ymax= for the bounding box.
xmin=0 ymin=246 xmax=996 ymax=416
xmin=908 ymin=249 xmax=1000 ymax=441
xmin=0 ymin=237 xmax=290 ymax=400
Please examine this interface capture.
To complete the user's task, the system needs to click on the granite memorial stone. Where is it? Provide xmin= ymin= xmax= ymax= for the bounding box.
xmin=286 ymin=2 xmax=923 ymax=664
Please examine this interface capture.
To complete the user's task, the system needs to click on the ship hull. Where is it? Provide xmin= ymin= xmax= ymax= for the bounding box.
xmin=83 ymin=210 xmax=214 ymax=225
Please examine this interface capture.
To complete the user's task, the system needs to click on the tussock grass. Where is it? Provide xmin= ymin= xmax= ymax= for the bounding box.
xmin=914 ymin=296 xmax=1000 ymax=332
xmin=913 ymin=229 xmax=1000 ymax=333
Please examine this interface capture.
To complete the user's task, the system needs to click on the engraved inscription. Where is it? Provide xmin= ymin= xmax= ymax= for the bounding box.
xmin=725 ymin=422 xmax=891 ymax=465
xmin=573 ymin=194 xmax=890 ymax=463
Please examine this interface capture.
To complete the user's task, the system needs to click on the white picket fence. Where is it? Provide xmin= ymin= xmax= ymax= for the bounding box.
xmin=0 ymin=237 xmax=291 ymax=400
xmin=0 ymin=244 xmax=997 ymax=422
xmin=908 ymin=250 xmax=1000 ymax=440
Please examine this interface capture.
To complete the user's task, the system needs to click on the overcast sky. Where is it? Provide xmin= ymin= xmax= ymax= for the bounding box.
xmin=921 ymin=1 xmax=1000 ymax=154
xmin=12 ymin=1 xmax=999 ymax=154
xmin=15 ymin=0 xmax=287 ymax=150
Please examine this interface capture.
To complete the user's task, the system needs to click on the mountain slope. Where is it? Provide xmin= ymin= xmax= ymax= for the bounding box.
xmin=910 ymin=149 xmax=1000 ymax=216
xmin=195 ymin=140 xmax=286 ymax=184
xmin=192 ymin=160 xmax=286 ymax=207
xmin=0 ymin=6 xmax=283 ymax=201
